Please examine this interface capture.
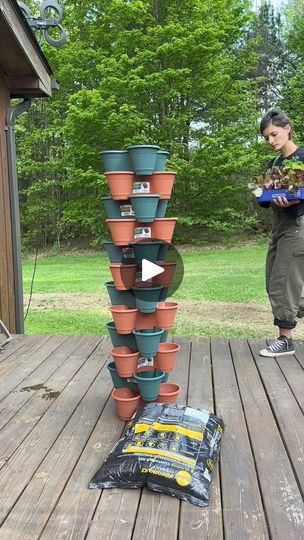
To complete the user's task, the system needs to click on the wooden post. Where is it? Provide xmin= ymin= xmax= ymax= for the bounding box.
xmin=0 ymin=68 xmax=16 ymax=332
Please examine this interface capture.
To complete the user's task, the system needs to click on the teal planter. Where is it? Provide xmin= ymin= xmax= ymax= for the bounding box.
xmin=155 ymin=199 xmax=169 ymax=218
xmin=158 ymin=242 xmax=169 ymax=261
xmin=107 ymin=362 xmax=138 ymax=390
xmin=132 ymin=327 xmax=164 ymax=357
xmin=129 ymin=195 xmax=160 ymax=223
xmin=106 ymin=321 xmax=137 ymax=349
xmin=134 ymin=369 xmax=164 ymax=401
xmin=105 ymin=282 xmax=136 ymax=308
xmin=158 ymin=286 xmax=169 ymax=302
xmin=100 ymin=150 xmax=132 ymax=172
xmin=160 ymin=330 xmax=169 ymax=343
xmin=127 ymin=145 xmax=160 ymax=176
xmin=103 ymin=240 xmax=124 ymax=263
xmin=130 ymin=241 xmax=162 ymax=265
xmin=154 ymin=151 xmax=169 ymax=172
xmin=132 ymin=285 xmax=163 ymax=313
xmin=103 ymin=241 xmax=136 ymax=264
xmin=162 ymin=373 xmax=170 ymax=383
xmin=102 ymin=197 xmax=134 ymax=219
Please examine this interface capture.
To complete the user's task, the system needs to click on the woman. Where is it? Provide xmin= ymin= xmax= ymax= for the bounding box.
xmin=259 ymin=108 xmax=304 ymax=357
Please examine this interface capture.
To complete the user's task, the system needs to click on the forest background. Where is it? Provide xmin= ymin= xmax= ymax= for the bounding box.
xmin=15 ymin=0 xmax=304 ymax=250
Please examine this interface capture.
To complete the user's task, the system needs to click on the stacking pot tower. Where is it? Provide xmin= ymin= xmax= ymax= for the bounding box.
xmin=101 ymin=145 xmax=181 ymax=420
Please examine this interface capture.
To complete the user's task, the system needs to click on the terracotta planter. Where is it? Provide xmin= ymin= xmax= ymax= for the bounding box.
xmin=135 ymin=311 xmax=156 ymax=330
xmin=110 ymin=305 xmax=138 ymax=334
xmin=111 ymin=387 xmax=141 ymax=421
xmin=155 ymin=302 xmax=178 ymax=330
xmin=111 ymin=346 xmax=140 ymax=378
xmin=109 ymin=263 xmax=137 ymax=290
xmin=106 ymin=219 xmax=136 ymax=246
xmin=105 ymin=172 xmax=135 ymax=200
xmin=154 ymin=342 xmax=180 ymax=373
xmin=151 ymin=171 xmax=176 ymax=199
xmin=157 ymin=383 xmax=180 ymax=404
xmin=154 ymin=261 xmax=177 ymax=288
xmin=151 ymin=218 xmax=177 ymax=243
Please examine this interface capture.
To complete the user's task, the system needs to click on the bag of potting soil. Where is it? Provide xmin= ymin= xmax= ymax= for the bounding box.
xmin=89 ymin=403 xmax=224 ymax=507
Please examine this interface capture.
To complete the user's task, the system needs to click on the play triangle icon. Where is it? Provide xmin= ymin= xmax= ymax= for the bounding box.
xmin=142 ymin=259 xmax=164 ymax=282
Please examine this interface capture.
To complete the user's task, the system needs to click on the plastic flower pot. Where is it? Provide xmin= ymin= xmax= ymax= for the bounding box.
xmin=100 ymin=150 xmax=132 ymax=172
xmin=129 ymin=195 xmax=160 ymax=223
xmin=158 ymin=242 xmax=169 ymax=261
xmin=109 ymin=305 xmax=138 ymax=334
xmin=135 ymin=311 xmax=156 ymax=330
xmin=107 ymin=361 xmax=128 ymax=389
xmin=155 ymin=302 xmax=178 ymax=331
xmin=105 ymin=172 xmax=135 ymax=200
xmin=154 ymin=342 xmax=180 ymax=373
xmin=154 ymin=151 xmax=170 ymax=172
xmin=105 ymin=281 xmax=136 ymax=308
xmin=132 ymin=327 xmax=164 ymax=357
xmin=156 ymin=383 xmax=180 ymax=404
xmin=106 ymin=219 xmax=136 ymax=246
xmin=102 ymin=197 xmax=134 ymax=220
xmin=103 ymin=240 xmax=125 ymax=263
xmin=151 ymin=171 xmax=176 ymax=199
xmin=162 ymin=373 xmax=169 ymax=382
xmin=154 ymin=261 xmax=177 ymax=288
xmin=155 ymin=199 xmax=169 ymax=218
xmin=127 ymin=145 xmax=160 ymax=176
xmin=109 ymin=263 xmax=137 ymax=290
xmin=160 ymin=329 xmax=169 ymax=343
xmin=111 ymin=346 xmax=140 ymax=378
xmin=151 ymin=218 xmax=177 ymax=244
xmin=111 ymin=387 xmax=141 ymax=420
xmin=130 ymin=240 xmax=162 ymax=265
xmin=106 ymin=322 xmax=137 ymax=349
xmin=158 ymin=286 xmax=169 ymax=302
xmin=132 ymin=284 xmax=163 ymax=313
xmin=134 ymin=369 xmax=164 ymax=401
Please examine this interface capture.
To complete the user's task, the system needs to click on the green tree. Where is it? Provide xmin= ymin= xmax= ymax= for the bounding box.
xmin=17 ymin=0 xmax=264 ymax=246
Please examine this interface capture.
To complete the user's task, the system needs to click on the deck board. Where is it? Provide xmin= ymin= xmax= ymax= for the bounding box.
xmin=0 ymin=335 xmax=303 ymax=539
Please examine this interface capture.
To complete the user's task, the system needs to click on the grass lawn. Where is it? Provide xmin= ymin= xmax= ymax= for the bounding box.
xmin=22 ymin=244 xmax=274 ymax=338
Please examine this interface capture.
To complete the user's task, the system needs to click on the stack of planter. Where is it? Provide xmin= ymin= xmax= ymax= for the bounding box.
xmin=101 ymin=145 xmax=180 ymax=421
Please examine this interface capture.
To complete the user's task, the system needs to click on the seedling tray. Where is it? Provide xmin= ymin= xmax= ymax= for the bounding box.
xmin=256 ymin=188 xmax=304 ymax=202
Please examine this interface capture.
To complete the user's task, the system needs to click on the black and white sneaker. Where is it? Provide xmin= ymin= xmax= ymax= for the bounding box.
xmin=259 ymin=336 xmax=295 ymax=357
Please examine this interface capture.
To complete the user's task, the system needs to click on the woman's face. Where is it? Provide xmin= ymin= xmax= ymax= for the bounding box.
xmin=262 ymin=122 xmax=291 ymax=151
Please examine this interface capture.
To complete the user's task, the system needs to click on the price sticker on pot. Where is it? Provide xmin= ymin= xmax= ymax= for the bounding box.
xmin=133 ymin=181 xmax=150 ymax=194
xmin=120 ymin=204 xmax=135 ymax=217
xmin=123 ymin=247 xmax=136 ymax=258
xmin=137 ymin=357 xmax=154 ymax=368
xmin=134 ymin=227 xmax=151 ymax=239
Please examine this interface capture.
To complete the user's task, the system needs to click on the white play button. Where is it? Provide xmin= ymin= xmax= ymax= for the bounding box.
xmin=142 ymin=259 xmax=164 ymax=282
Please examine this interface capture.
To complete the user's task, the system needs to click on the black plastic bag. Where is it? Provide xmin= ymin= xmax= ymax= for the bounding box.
xmin=89 ymin=403 xmax=224 ymax=507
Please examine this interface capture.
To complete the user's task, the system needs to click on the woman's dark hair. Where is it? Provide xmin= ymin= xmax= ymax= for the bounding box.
xmin=260 ymin=109 xmax=293 ymax=139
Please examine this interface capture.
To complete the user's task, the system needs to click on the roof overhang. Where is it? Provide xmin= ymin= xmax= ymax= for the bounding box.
xmin=0 ymin=0 xmax=55 ymax=98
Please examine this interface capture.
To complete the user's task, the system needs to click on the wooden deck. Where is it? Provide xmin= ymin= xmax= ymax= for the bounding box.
xmin=0 ymin=334 xmax=303 ymax=539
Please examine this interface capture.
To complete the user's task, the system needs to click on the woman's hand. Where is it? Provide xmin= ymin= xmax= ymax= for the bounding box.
xmin=272 ymin=197 xmax=301 ymax=207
